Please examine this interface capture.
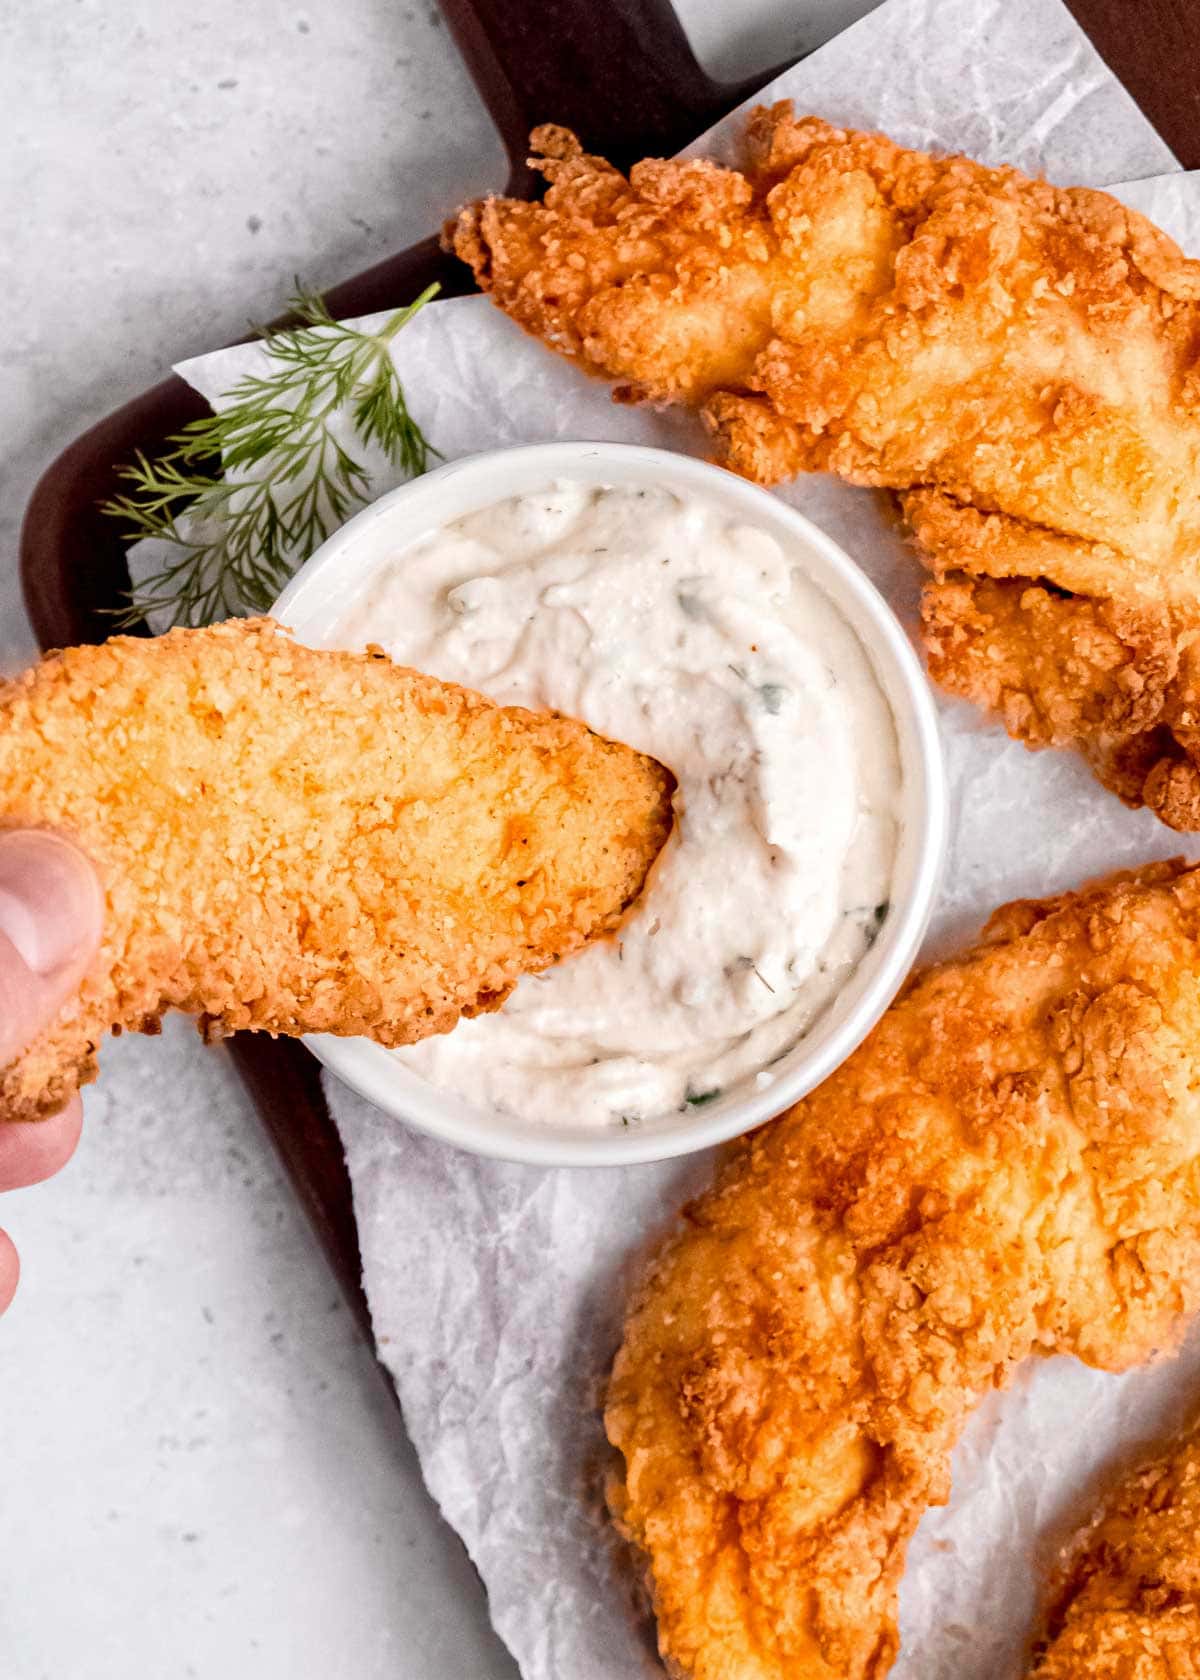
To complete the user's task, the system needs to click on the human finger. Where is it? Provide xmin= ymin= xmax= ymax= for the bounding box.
xmin=0 ymin=831 xmax=103 ymax=1065
xmin=0 ymin=1095 xmax=84 ymax=1190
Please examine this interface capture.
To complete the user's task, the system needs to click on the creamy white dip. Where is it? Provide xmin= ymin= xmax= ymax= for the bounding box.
xmin=332 ymin=481 xmax=900 ymax=1129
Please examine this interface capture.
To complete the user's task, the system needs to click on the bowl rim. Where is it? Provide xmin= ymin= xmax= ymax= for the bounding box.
xmin=272 ymin=440 xmax=947 ymax=1167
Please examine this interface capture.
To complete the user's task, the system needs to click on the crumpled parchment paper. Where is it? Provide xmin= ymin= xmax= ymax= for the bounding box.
xmin=133 ymin=0 xmax=1200 ymax=1671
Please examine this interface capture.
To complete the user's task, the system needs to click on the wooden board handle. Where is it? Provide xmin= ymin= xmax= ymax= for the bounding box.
xmin=439 ymin=0 xmax=792 ymax=177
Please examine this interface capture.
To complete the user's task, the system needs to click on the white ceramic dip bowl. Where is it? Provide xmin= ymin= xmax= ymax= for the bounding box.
xmin=272 ymin=442 xmax=946 ymax=1166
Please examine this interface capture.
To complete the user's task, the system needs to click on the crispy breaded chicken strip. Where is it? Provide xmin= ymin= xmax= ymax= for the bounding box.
xmin=1031 ymin=1425 xmax=1200 ymax=1678
xmin=908 ymin=488 xmax=1200 ymax=830
xmin=450 ymin=105 xmax=1200 ymax=826
xmin=606 ymin=861 xmax=1200 ymax=1680
xmin=0 ymin=619 xmax=673 ymax=1123
xmin=914 ymin=508 xmax=1192 ymax=814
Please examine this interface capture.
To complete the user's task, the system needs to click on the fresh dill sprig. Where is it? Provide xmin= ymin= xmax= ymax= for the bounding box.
xmin=103 ymin=281 xmax=442 ymax=628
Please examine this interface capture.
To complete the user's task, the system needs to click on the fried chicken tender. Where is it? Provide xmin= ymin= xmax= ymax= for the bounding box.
xmin=1031 ymin=1425 xmax=1200 ymax=1678
xmin=450 ymin=105 xmax=1200 ymax=827
xmin=909 ymin=489 xmax=1200 ymax=831
xmin=916 ymin=550 xmax=1187 ymax=810
xmin=0 ymin=619 xmax=673 ymax=1122
xmin=606 ymin=861 xmax=1200 ymax=1680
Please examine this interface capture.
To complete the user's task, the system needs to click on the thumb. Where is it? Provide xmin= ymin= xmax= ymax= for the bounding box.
xmin=0 ymin=832 xmax=103 ymax=1065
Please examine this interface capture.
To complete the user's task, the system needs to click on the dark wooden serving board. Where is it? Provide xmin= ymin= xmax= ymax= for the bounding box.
xmin=19 ymin=0 xmax=1200 ymax=1347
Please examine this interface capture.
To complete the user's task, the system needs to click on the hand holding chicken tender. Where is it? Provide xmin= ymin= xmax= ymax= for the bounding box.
xmin=0 ymin=619 xmax=673 ymax=1123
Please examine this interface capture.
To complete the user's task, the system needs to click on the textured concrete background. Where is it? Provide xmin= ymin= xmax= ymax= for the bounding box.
xmin=0 ymin=3 xmax=875 ymax=1674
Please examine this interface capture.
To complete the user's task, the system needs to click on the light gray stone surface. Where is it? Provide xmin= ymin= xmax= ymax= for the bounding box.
xmin=0 ymin=2 xmax=877 ymax=1675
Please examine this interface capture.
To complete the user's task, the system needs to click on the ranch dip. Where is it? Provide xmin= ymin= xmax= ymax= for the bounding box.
xmin=332 ymin=481 xmax=901 ymax=1129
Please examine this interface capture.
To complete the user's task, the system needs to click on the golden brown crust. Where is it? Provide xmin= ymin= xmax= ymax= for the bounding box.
xmin=908 ymin=488 xmax=1200 ymax=828
xmin=452 ymin=103 xmax=1200 ymax=595
xmin=606 ymin=861 xmax=1200 ymax=1680
xmin=449 ymin=123 xmax=775 ymax=406
xmin=0 ymin=619 xmax=673 ymax=1121
xmin=1031 ymin=1426 xmax=1200 ymax=1677
xmin=451 ymin=104 xmax=1200 ymax=825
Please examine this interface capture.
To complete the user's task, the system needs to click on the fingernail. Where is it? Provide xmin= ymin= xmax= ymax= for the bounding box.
xmin=0 ymin=831 xmax=103 ymax=975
